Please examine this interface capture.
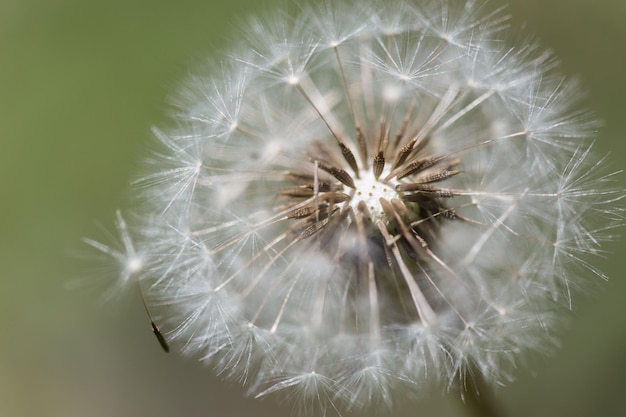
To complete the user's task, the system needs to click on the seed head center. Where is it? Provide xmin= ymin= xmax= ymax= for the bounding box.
xmin=348 ymin=170 xmax=398 ymax=222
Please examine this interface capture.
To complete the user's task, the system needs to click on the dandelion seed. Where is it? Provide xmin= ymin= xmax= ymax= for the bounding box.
xmin=89 ymin=0 xmax=622 ymax=413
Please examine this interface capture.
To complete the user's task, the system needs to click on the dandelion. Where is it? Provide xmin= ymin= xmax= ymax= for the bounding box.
xmin=90 ymin=0 xmax=622 ymax=414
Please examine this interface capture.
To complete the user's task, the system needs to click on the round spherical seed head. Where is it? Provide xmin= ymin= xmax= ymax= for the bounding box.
xmin=89 ymin=0 xmax=623 ymax=413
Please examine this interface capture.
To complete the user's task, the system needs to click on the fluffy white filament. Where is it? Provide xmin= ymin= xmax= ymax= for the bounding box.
xmin=88 ymin=0 xmax=622 ymax=413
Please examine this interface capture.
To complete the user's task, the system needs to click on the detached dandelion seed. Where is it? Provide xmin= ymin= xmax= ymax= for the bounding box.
xmin=89 ymin=0 xmax=622 ymax=414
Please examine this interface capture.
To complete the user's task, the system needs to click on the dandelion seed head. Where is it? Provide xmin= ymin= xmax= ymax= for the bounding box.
xmin=88 ymin=0 xmax=623 ymax=413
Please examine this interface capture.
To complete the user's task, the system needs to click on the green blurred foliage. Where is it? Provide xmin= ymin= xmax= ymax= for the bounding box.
xmin=1 ymin=1 xmax=624 ymax=416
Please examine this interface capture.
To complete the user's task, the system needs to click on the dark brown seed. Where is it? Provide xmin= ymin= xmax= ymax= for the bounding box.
xmin=395 ymin=156 xmax=444 ymax=180
xmin=340 ymin=143 xmax=360 ymax=175
xmin=373 ymin=151 xmax=385 ymax=179
xmin=151 ymin=321 xmax=170 ymax=353
xmin=317 ymin=161 xmax=356 ymax=188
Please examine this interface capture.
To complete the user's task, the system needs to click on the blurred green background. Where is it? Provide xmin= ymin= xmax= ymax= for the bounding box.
xmin=1 ymin=0 xmax=625 ymax=416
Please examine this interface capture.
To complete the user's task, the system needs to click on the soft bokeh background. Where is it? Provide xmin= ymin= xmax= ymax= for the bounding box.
xmin=1 ymin=0 xmax=625 ymax=416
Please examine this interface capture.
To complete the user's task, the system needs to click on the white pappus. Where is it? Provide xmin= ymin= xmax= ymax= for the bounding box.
xmin=87 ymin=0 xmax=623 ymax=414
